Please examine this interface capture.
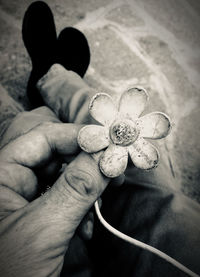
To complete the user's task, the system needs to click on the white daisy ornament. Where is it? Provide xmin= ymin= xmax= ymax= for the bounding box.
xmin=77 ymin=87 xmax=171 ymax=178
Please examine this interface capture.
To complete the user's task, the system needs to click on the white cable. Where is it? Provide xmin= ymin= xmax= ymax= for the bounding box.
xmin=94 ymin=201 xmax=200 ymax=277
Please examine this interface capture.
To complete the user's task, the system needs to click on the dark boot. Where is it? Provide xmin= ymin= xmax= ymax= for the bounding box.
xmin=56 ymin=27 xmax=90 ymax=78
xmin=22 ymin=1 xmax=57 ymax=108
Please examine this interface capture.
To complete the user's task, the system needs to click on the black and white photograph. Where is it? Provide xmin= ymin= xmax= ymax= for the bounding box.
xmin=0 ymin=0 xmax=199 ymax=276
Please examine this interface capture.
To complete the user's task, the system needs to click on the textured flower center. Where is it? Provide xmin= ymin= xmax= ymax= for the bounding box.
xmin=110 ymin=120 xmax=139 ymax=146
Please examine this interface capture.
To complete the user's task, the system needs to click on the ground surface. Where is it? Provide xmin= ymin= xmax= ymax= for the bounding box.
xmin=0 ymin=0 xmax=199 ymax=201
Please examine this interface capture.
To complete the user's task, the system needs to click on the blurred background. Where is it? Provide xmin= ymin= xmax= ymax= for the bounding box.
xmin=0 ymin=0 xmax=199 ymax=201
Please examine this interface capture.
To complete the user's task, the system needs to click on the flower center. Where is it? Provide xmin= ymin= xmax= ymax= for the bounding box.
xmin=110 ymin=120 xmax=139 ymax=146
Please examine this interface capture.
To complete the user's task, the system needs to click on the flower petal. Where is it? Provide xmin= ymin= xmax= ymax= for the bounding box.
xmin=119 ymin=87 xmax=149 ymax=120
xmin=89 ymin=93 xmax=117 ymax=126
xmin=78 ymin=125 xmax=110 ymax=153
xmin=100 ymin=144 xmax=128 ymax=178
xmin=128 ymin=138 xmax=159 ymax=169
xmin=138 ymin=112 xmax=171 ymax=139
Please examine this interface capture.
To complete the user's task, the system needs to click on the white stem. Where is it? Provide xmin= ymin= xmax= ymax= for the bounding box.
xmin=94 ymin=201 xmax=199 ymax=277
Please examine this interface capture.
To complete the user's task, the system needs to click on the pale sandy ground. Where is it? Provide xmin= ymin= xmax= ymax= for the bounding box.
xmin=0 ymin=0 xmax=200 ymax=201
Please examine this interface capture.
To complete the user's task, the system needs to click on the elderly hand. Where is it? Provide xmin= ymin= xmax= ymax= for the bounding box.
xmin=0 ymin=107 xmax=110 ymax=277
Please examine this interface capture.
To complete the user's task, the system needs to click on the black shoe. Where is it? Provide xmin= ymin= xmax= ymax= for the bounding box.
xmin=22 ymin=1 xmax=57 ymax=108
xmin=56 ymin=27 xmax=90 ymax=78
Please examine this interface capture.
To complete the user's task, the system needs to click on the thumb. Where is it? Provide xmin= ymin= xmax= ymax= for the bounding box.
xmin=5 ymin=150 xmax=109 ymax=247
xmin=42 ymin=151 xmax=109 ymax=240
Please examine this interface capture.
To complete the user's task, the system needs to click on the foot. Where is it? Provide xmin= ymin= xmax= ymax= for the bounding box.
xmin=22 ymin=1 xmax=57 ymax=107
xmin=56 ymin=27 xmax=90 ymax=78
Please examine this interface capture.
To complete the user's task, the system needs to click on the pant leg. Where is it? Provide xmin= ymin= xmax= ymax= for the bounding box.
xmin=89 ymin=177 xmax=200 ymax=277
xmin=37 ymin=63 xmax=97 ymax=124
xmin=0 ymin=63 xmax=96 ymax=148
xmin=0 ymin=84 xmax=23 ymax=143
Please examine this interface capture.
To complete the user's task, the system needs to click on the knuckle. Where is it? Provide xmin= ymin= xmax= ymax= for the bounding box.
xmin=36 ymin=121 xmax=55 ymax=132
xmin=32 ymin=106 xmax=60 ymax=122
xmin=64 ymin=168 xmax=99 ymax=200
xmin=13 ymin=111 xmax=29 ymax=122
xmin=2 ymin=112 xmax=31 ymax=141
xmin=34 ymin=106 xmax=50 ymax=113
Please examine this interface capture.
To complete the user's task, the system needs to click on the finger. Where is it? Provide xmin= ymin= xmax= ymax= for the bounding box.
xmin=110 ymin=174 xmax=125 ymax=187
xmin=0 ymin=159 xmax=62 ymax=202
xmin=78 ymin=197 xmax=102 ymax=241
xmin=39 ymin=160 xmax=62 ymax=181
xmin=97 ymin=197 xmax=102 ymax=208
xmin=14 ymin=151 xmax=109 ymax=248
xmin=0 ymin=107 xmax=60 ymax=149
xmin=63 ymin=153 xmax=81 ymax=164
xmin=0 ymin=184 xmax=28 ymax=220
xmin=78 ymin=211 xmax=94 ymax=240
xmin=0 ymin=163 xmax=38 ymax=200
xmin=0 ymin=122 xmax=83 ymax=167
xmin=35 ymin=159 xmax=62 ymax=193
xmin=0 ymin=122 xmax=83 ymax=200
xmin=32 ymin=106 xmax=60 ymax=118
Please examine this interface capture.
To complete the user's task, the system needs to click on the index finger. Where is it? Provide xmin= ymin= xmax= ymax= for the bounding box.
xmin=0 ymin=122 xmax=83 ymax=168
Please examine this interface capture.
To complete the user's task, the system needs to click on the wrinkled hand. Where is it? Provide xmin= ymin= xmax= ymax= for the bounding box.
xmin=0 ymin=107 xmax=64 ymax=198
xmin=0 ymin=107 xmax=110 ymax=277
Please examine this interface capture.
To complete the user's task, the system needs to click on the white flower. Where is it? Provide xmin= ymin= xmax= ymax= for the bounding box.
xmin=78 ymin=87 xmax=171 ymax=178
